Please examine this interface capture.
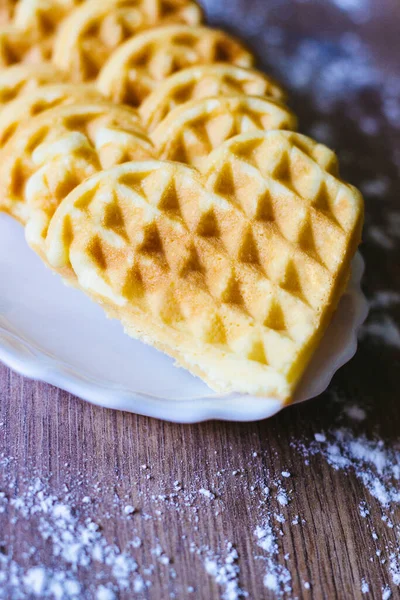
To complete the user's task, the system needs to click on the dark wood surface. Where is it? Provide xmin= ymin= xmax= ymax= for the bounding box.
xmin=1 ymin=1 xmax=400 ymax=599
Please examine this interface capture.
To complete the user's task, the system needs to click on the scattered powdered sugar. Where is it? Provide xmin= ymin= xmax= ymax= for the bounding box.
xmin=202 ymin=543 xmax=247 ymax=600
xmin=292 ymin=405 xmax=400 ymax=596
xmin=0 ymin=395 xmax=398 ymax=599
xmin=359 ymin=501 xmax=370 ymax=518
xmin=255 ymin=518 xmax=292 ymax=597
xmin=389 ymin=553 xmax=400 ymax=586
xmin=294 ymin=428 xmax=400 ymax=508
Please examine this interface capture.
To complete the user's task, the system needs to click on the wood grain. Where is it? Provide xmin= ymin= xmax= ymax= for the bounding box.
xmin=1 ymin=1 xmax=400 ymax=599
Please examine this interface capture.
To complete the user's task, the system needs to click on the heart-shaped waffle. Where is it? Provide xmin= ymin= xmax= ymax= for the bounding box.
xmin=45 ymin=130 xmax=363 ymax=401
xmin=0 ymin=83 xmax=103 ymax=146
xmin=0 ymin=62 xmax=66 ymax=106
xmin=97 ymin=25 xmax=254 ymax=107
xmin=52 ymin=0 xmax=203 ymax=83
xmin=151 ymin=95 xmax=297 ymax=167
xmin=140 ymin=64 xmax=287 ymax=132
xmin=0 ymin=102 xmax=154 ymax=241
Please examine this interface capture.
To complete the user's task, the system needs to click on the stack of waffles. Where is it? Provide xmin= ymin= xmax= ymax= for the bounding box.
xmin=0 ymin=0 xmax=364 ymax=403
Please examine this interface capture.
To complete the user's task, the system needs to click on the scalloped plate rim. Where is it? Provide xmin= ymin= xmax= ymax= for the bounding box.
xmin=0 ymin=248 xmax=368 ymax=423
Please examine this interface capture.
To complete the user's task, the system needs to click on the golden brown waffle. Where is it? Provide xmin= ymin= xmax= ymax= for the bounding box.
xmin=140 ymin=64 xmax=287 ymax=132
xmin=0 ymin=0 xmax=17 ymax=25
xmin=0 ymin=62 xmax=66 ymax=106
xmin=0 ymin=25 xmax=39 ymax=66
xmin=45 ymin=131 xmax=363 ymax=401
xmin=97 ymin=25 xmax=254 ymax=107
xmin=13 ymin=0 xmax=84 ymax=32
xmin=53 ymin=0 xmax=204 ymax=83
xmin=0 ymin=83 xmax=104 ymax=146
xmin=0 ymin=0 xmax=83 ymax=65
xmin=151 ymin=95 xmax=297 ymax=167
xmin=0 ymin=102 xmax=153 ymax=241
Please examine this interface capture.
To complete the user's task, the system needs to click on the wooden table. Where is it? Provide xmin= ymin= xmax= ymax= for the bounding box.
xmin=1 ymin=1 xmax=399 ymax=599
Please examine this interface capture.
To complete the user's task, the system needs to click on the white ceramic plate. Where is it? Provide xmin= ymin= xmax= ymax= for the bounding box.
xmin=0 ymin=214 xmax=368 ymax=422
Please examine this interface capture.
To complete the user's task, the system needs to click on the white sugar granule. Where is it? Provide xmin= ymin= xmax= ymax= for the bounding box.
xmin=382 ymin=585 xmax=392 ymax=600
xmin=276 ymin=490 xmax=289 ymax=507
xmin=124 ymin=505 xmax=135 ymax=515
xmin=23 ymin=567 xmax=46 ymax=595
xmin=361 ymin=578 xmax=369 ymax=593
xmin=96 ymin=586 xmax=116 ymax=600
xmin=343 ymin=405 xmax=367 ymax=422
xmin=199 ymin=488 xmax=215 ymax=500
xmin=133 ymin=577 xmax=145 ymax=593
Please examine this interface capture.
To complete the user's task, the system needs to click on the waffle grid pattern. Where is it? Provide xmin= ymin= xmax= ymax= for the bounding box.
xmin=0 ymin=0 xmax=364 ymax=400
xmin=53 ymin=0 xmax=204 ymax=82
xmin=46 ymin=131 xmax=363 ymax=397
xmin=151 ymin=95 xmax=297 ymax=166
xmin=140 ymin=64 xmax=287 ymax=131
xmin=0 ymin=102 xmax=153 ymax=225
xmin=97 ymin=25 xmax=254 ymax=105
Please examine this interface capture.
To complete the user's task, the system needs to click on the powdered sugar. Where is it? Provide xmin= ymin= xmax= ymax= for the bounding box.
xmin=294 ymin=428 xmax=400 ymax=508
xmin=203 ymin=543 xmax=247 ymax=600
xmin=361 ymin=578 xmax=370 ymax=594
xmin=0 ymin=392 xmax=398 ymax=600
xmin=255 ymin=518 xmax=292 ymax=597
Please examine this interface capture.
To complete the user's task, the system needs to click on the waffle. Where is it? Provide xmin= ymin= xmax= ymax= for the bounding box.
xmin=0 ymin=0 xmax=17 ymax=25
xmin=151 ymin=95 xmax=297 ymax=167
xmin=13 ymin=0 xmax=84 ymax=32
xmin=140 ymin=64 xmax=287 ymax=132
xmin=45 ymin=131 xmax=363 ymax=401
xmin=0 ymin=0 xmax=82 ymax=65
xmin=0 ymin=102 xmax=154 ymax=255
xmin=97 ymin=25 xmax=254 ymax=107
xmin=0 ymin=62 xmax=66 ymax=106
xmin=0 ymin=25 xmax=40 ymax=66
xmin=52 ymin=0 xmax=203 ymax=82
xmin=0 ymin=83 xmax=104 ymax=146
